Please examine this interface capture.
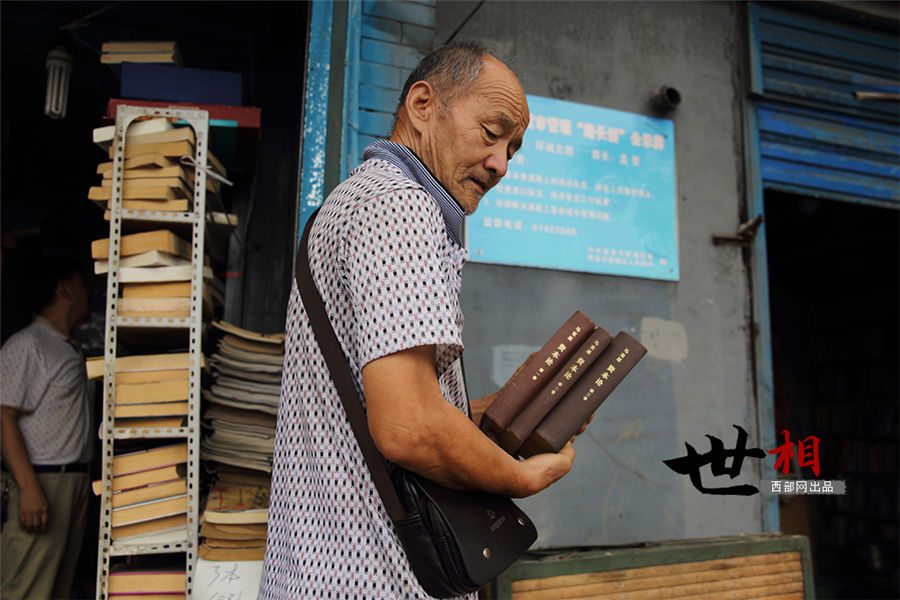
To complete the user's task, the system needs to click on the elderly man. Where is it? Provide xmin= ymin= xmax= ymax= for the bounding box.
xmin=260 ymin=42 xmax=577 ymax=599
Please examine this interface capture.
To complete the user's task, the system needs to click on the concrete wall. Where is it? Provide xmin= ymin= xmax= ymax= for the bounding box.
xmin=436 ymin=1 xmax=768 ymax=548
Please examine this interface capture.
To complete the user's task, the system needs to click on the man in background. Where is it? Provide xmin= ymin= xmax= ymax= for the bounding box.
xmin=1 ymin=256 xmax=92 ymax=599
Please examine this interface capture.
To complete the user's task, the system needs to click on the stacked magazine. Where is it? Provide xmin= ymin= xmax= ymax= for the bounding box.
xmin=201 ymin=321 xmax=284 ymax=473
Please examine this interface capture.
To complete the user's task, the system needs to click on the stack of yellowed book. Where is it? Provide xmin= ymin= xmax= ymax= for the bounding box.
xmin=90 ymin=229 xmax=223 ymax=318
xmin=199 ymin=483 xmax=269 ymax=561
xmin=93 ymin=443 xmax=189 ymax=543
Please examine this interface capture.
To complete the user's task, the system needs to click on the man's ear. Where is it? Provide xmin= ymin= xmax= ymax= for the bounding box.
xmin=56 ymin=278 xmax=73 ymax=304
xmin=403 ymin=80 xmax=440 ymax=132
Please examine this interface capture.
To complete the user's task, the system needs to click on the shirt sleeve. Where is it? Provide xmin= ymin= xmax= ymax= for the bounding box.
xmin=342 ymin=187 xmax=464 ymax=369
xmin=0 ymin=331 xmax=42 ymax=413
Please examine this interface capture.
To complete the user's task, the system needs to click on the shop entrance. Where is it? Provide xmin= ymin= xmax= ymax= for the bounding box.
xmin=764 ymin=190 xmax=899 ymax=599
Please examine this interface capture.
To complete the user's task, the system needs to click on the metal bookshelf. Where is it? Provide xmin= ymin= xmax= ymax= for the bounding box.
xmin=95 ymin=105 xmax=212 ymax=599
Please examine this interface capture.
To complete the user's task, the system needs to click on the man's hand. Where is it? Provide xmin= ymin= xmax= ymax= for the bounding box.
xmin=17 ymin=480 xmax=49 ymax=533
xmin=1 ymin=406 xmax=49 ymax=534
xmin=512 ymin=442 xmax=576 ymax=498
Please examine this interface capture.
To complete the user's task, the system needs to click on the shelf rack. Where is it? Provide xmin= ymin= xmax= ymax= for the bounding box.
xmin=95 ymin=104 xmax=212 ymax=599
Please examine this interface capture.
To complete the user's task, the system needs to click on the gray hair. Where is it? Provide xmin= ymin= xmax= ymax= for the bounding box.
xmin=396 ymin=41 xmax=495 ymax=114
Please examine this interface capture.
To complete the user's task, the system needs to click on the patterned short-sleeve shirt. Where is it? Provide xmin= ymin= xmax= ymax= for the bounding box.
xmin=260 ymin=156 xmax=474 ymax=599
xmin=0 ymin=317 xmax=90 ymax=464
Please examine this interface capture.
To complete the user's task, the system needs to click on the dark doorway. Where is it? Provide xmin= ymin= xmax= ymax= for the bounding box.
xmin=765 ymin=190 xmax=899 ymax=599
xmin=1 ymin=3 xmax=309 ymax=597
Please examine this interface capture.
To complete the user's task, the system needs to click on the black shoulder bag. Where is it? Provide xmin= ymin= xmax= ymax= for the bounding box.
xmin=294 ymin=209 xmax=537 ymax=598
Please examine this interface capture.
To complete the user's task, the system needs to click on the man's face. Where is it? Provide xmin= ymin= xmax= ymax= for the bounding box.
xmin=65 ymin=272 xmax=90 ymax=324
xmin=421 ymin=56 xmax=529 ymax=215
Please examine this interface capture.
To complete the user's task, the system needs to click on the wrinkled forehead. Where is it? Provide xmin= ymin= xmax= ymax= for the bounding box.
xmin=470 ymin=59 xmax=530 ymax=129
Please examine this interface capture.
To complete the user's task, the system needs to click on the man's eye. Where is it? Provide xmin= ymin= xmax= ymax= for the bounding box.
xmin=483 ymin=127 xmax=499 ymax=140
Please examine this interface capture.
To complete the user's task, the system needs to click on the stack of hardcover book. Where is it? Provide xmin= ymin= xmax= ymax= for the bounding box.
xmin=482 ymin=310 xmax=648 ymax=457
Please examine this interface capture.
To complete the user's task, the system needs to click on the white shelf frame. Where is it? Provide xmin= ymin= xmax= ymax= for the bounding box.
xmin=95 ymin=105 xmax=211 ymax=600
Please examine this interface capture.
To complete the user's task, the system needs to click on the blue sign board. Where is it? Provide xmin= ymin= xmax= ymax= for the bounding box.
xmin=466 ymin=95 xmax=679 ymax=281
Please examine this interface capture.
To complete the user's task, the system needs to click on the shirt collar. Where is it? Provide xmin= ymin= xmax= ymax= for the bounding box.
xmin=35 ymin=315 xmax=70 ymax=341
xmin=363 ymin=140 xmax=465 ymax=247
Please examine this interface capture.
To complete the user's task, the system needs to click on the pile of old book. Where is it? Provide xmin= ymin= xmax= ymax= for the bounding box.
xmin=91 ymin=229 xmax=223 ymax=320
xmin=481 ymin=310 xmax=648 ymax=457
xmin=90 ymin=117 xmax=226 ymax=213
xmin=199 ymin=482 xmax=270 ymax=561
xmin=201 ymin=320 xmax=283 ymax=473
xmin=93 ymin=442 xmax=188 ymax=545
xmin=86 ymin=352 xmax=203 ymax=426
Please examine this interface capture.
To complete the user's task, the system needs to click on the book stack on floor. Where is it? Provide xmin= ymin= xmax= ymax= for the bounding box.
xmin=199 ymin=483 xmax=269 ymax=561
xmin=91 ymin=229 xmax=223 ymax=319
xmin=89 ymin=118 xmax=226 ymax=213
xmin=100 ymin=40 xmax=183 ymax=66
xmin=482 ymin=310 xmax=648 ymax=458
xmin=201 ymin=320 xmax=283 ymax=473
xmin=93 ymin=443 xmax=189 ymax=544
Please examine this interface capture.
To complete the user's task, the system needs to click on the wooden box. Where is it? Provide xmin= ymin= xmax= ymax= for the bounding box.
xmin=492 ymin=533 xmax=814 ymax=599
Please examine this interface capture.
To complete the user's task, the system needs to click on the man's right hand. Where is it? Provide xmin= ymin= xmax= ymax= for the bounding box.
xmin=18 ymin=480 xmax=49 ymax=533
xmin=513 ymin=442 xmax=576 ymax=498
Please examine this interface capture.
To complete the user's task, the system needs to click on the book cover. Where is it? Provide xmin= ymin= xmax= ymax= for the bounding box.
xmin=91 ymin=229 xmax=190 ymax=260
xmin=199 ymin=521 xmax=268 ymax=541
xmin=111 ymin=443 xmax=188 ymax=477
xmin=93 ymin=116 xmax=173 ymax=147
xmin=115 ymin=379 xmax=190 ymax=404
xmin=518 ymin=331 xmax=647 ymax=458
xmin=198 ymin=544 xmax=267 ymax=561
xmin=101 ymin=40 xmax=179 ymax=54
xmin=109 ymin=513 xmax=187 ymax=542
xmin=114 ymin=401 xmax=189 ymax=419
xmin=109 ymin=139 xmax=194 ymax=160
xmin=116 ymin=264 xmax=214 ymax=283
xmin=92 ymin=198 xmax=190 ymax=212
xmin=121 ymin=281 xmax=191 ymax=298
xmin=114 ymin=416 xmax=187 ymax=431
xmin=203 ymin=484 xmax=270 ymax=525
xmin=115 ymin=352 xmax=196 ymax=372
xmin=94 ymin=250 xmax=190 ymax=273
xmin=499 ymin=326 xmax=613 ymax=455
xmin=110 ymin=493 xmax=187 ymax=527
xmin=97 ymin=152 xmax=176 ymax=171
xmin=111 ymin=478 xmax=187 ymax=509
xmin=107 ymin=566 xmax=185 ymax=594
xmin=481 ymin=311 xmax=596 ymax=442
xmin=93 ymin=463 xmax=185 ymax=495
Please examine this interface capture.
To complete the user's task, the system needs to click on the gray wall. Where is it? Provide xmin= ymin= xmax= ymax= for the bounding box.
xmin=437 ymin=1 xmax=768 ymax=548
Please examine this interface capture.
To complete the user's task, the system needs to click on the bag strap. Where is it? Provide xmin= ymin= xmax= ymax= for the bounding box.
xmin=294 ymin=208 xmax=407 ymax=522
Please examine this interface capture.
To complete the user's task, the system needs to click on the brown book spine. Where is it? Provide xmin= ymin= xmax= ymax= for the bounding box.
xmin=518 ymin=331 xmax=647 ymax=458
xmin=480 ymin=311 xmax=596 ymax=442
xmin=499 ymin=327 xmax=613 ymax=455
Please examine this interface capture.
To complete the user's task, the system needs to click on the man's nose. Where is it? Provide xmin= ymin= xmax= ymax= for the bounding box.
xmin=484 ymin=151 xmax=508 ymax=179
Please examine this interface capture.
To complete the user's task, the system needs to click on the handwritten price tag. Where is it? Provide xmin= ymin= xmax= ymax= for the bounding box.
xmin=194 ymin=559 xmax=263 ymax=600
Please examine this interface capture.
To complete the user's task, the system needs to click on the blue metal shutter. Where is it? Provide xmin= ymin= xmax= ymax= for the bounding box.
xmin=749 ymin=3 xmax=900 ymax=208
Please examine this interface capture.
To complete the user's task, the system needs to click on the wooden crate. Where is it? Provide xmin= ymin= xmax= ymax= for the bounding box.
xmin=492 ymin=534 xmax=814 ymax=600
